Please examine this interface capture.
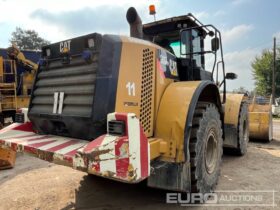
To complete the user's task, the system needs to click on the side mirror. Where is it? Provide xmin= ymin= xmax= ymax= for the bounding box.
xmin=211 ymin=37 xmax=220 ymax=51
xmin=225 ymin=72 xmax=238 ymax=80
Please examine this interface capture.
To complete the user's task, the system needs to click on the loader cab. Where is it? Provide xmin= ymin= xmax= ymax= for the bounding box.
xmin=143 ymin=13 xmax=227 ymax=102
xmin=143 ymin=15 xmax=206 ymax=70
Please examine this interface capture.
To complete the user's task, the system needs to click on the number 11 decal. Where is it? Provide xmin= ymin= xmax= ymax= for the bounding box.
xmin=126 ymin=82 xmax=136 ymax=96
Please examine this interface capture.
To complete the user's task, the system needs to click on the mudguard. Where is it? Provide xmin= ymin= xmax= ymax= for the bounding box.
xmin=148 ymin=80 xmax=222 ymax=192
xmin=223 ymin=93 xmax=245 ymax=148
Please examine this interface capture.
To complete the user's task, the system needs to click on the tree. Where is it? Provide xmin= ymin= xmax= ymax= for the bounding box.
xmin=232 ymin=86 xmax=249 ymax=94
xmin=251 ymin=48 xmax=280 ymax=96
xmin=10 ymin=27 xmax=50 ymax=50
xmin=232 ymin=86 xmax=252 ymax=97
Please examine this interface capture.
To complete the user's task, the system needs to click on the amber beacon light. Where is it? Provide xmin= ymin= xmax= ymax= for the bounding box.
xmin=149 ymin=5 xmax=156 ymax=15
xmin=149 ymin=5 xmax=156 ymax=21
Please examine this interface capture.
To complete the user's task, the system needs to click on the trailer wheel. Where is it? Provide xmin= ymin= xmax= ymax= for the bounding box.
xmin=234 ymin=102 xmax=249 ymax=155
xmin=190 ymin=102 xmax=223 ymax=193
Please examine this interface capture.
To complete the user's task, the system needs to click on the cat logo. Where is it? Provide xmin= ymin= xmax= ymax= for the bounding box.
xmin=59 ymin=40 xmax=71 ymax=53
xmin=169 ymin=59 xmax=178 ymax=76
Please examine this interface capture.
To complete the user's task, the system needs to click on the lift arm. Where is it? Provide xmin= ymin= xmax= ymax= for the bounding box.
xmin=6 ymin=44 xmax=38 ymax=72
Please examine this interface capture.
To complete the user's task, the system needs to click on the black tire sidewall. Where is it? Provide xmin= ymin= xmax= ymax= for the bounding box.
xmin=193 ymin=104 xmax=223 ymax=193
xmin=238 ymin=103 xmax=249 ymax=155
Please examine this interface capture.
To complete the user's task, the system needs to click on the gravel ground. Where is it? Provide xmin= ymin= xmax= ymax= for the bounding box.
xmin=0 ymin=121 xmax=279 ymax=210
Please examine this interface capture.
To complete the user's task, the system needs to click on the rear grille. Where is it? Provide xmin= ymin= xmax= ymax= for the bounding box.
xmin=27 ymin=33 xmax=122 ymax=140
xmin=30 ymin=56 xmax=97 ymax=117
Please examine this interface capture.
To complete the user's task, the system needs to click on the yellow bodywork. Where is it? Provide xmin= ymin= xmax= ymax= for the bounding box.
xmin=7 ymin=44 xmax=38 ymax=96
xmin=17 ymin=95 xmax=30 ymax=109
xmin=155 ymin=81 xmax=201 ymax=162
xmin=0 ymin=147 xmax=16 ymax=169
xmin=222 ymin=93 xmax=245 ymax=148
xmin=224 ymin=93 xmax=244 ymax=127
xmin=115 ymin=36 xmax=157 ymax=137
xmin=0 ymin=58 xmax=18 ymax=112
xmin=7 ymin=44 xmax=38 ymax=72
xmin=0 ymin=46 xmax=37 ymax=124
xmin=114 ymin=37 xmax=214 ymax=163
xmin=248 ymin=96 xmax=272 ymax=141
xmin=22 ymin=72 xmax=36 ymax=96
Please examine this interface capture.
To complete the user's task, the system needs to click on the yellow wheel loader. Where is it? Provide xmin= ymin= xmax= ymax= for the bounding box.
xmin=0 ymin=45 xmax=38 ymax=129
xmin=0 ymin=7 xmax=249 ymax=193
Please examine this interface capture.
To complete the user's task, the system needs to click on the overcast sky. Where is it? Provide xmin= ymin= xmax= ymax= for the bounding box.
xmin=0 ymin=0 xmax=279 ymax=90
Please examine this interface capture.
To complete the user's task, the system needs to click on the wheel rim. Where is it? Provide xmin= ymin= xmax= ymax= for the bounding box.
xmin=205 ymin=129 xmax=218 ymax=174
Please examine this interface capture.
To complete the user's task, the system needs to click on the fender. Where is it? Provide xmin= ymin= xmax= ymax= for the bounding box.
xmin=183 ymin=81 xmax=223 ymax=162
xmin=147 ymin=80 xmax=222 ymax=192
xmin=154 ymin=80 xmax=222 ymax=162
xmin=223 ymin=93 xmax=245 ymax=148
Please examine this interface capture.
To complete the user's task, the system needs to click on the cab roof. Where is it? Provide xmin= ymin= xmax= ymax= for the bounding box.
xmin=143 ymin=13 xmax=204 ymax=36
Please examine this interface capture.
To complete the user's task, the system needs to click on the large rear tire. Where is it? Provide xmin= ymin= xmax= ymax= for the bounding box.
xmin=234 ymin=102 xmax=249 ymax=155
xmin=189 ymin=102 xmax=223 ymax=193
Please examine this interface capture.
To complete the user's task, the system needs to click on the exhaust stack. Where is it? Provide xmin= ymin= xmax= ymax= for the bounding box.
xmin=126 ymin=7 xmax=143 ymax=39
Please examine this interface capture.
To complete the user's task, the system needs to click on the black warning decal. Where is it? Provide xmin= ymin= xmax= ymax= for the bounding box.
xmin=157 ymin=49 xmax=178 ymax=79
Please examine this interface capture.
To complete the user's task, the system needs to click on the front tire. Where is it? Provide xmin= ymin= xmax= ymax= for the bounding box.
xmin=189 ymin=102 xmax=223 ymax=193
xmin=234 ymin=102 xmax=249 ymax=155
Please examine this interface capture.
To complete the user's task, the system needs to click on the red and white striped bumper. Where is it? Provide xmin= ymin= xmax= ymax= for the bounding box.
xmin=0 ymin=113 xmax=150 ymax=183
xmin=74 ymin=113 xmax=150 ymax=182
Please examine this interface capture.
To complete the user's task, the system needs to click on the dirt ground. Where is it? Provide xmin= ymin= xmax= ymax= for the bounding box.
xmin=0 ymin=122 xmax=280 ymax=210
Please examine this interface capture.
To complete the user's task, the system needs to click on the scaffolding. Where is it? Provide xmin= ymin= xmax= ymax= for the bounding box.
xmin=0 ymin=57 xmax=17 ymax=124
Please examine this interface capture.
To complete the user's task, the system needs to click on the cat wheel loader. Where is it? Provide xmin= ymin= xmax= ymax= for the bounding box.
xmin=0 ymin=7 xmax=248 ymax=194
xmin=0 ymin=45 xmax=38 ymax=129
